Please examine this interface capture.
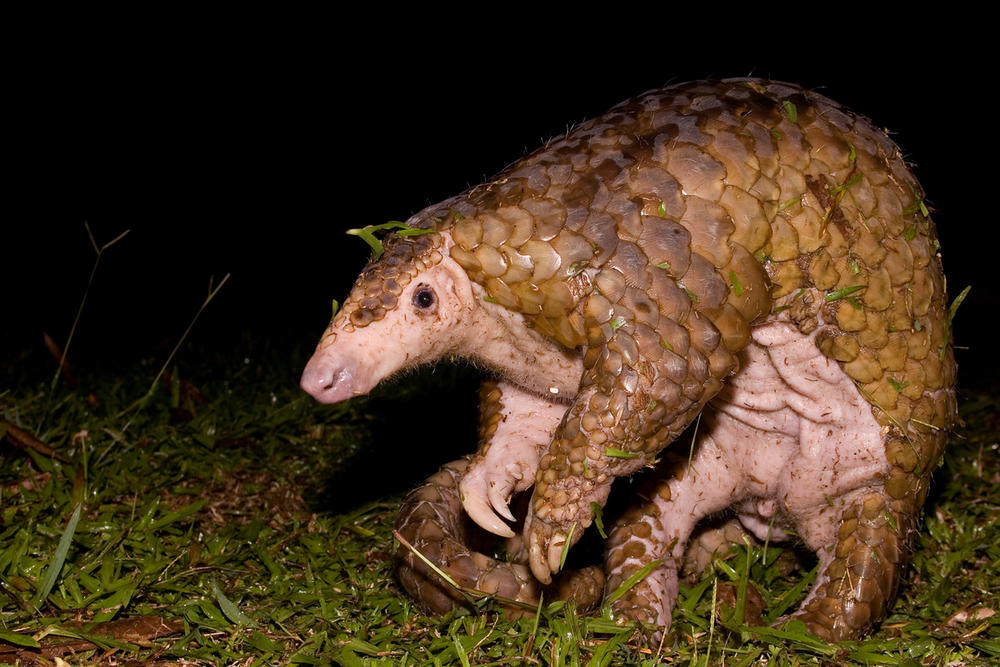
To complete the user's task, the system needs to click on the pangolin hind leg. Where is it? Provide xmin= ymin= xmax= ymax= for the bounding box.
xmin=787 ymin=425 xmax=949 ymax=640
xmin=601 ymin=319 xmax=928 ymax=642
xmin=783 ymin=487 xmax=912 ymax=640
xmin=718 ymin=322 xmax=945 ymax=641
xmin=602 ymin=415 xmax=744 ymax=635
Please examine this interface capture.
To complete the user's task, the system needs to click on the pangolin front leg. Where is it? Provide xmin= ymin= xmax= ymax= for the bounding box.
xmin=395 ymin=380 xmax=603 ymax=616
xmin=524 ymin=247 xmax=758 ymax=582
xmin=460 ymin=380 xmax=569 ymax=539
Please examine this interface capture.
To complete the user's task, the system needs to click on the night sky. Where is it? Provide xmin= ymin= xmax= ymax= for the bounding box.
xmin=5 ymin=36 xmax=995 ymax=387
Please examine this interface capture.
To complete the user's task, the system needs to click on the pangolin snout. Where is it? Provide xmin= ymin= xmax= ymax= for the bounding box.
xmin=300 ymin=358 xmax=360 ymax=404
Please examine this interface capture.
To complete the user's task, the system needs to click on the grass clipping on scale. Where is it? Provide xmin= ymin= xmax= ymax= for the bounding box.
xmin=1 ymin=229 xmax=997 ymax=665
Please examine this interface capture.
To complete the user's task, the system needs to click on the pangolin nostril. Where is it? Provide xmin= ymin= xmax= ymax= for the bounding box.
xmin=300 ymin=366 xmax=335 ymax=397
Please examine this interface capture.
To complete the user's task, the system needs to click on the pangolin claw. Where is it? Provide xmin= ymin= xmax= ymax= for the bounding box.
xmin=524 ymin=512 xmax=570 ymax=585
xmin=460 ymin=464 xmax=520 ymax=538
xmin=549 ymin=532 xmax=567 ymax=576
xmin=461 ymin=486 xmax=515 ymax=538
xmin=488 ymin=482 xmax=516 ymax=522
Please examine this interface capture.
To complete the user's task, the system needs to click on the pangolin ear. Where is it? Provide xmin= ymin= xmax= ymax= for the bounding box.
xmin=441 ymin=262 xmax=465 ymax=300
xmin=445 ymin=273 xmax=460 ymax=298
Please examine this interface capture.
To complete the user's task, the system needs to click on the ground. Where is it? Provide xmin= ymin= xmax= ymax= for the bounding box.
xmin=1 ymin=339 xmax=997 ymax=665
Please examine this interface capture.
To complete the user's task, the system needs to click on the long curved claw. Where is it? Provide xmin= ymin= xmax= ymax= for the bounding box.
xmin=524 ymin=476 xmax=614 ymax=584
xmin=488 ymin=481 xmax=516 ymax=522
xmin=460 ymin=463 xmax=522 ymax=538
xmin=548 ymin=532 xmax=566 ymax=576
xmin=461 ymin=486 xmax=515 ymax=538
xmin=524 ymin=511 xmax=569 ymax=585
xmin=461 ymin=457 xmax=539 ymax=537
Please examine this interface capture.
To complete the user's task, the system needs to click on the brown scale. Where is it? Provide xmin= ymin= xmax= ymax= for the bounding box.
xmin=342 ymin=78 xmax=956 ymax=641
xmin=335 ymin=230 xmax=445 ymax=333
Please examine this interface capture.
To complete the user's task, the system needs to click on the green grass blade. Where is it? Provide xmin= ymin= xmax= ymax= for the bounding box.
xmin=0 ymin=627 xmax=41 ymax=648
xmin=603 ymin=447 xmax=638 ymax=459
xmin=605 ymin=559 xmax=662 ymax=605
xmin=211 ymin=579 xmax=257 ymax=628
xmin=148 ymin=498 xmax=208 ymax=531
xmin=34 ymin=503 xmax=82 ymax=605
xmin=453 ymin=633 xmax=471 ymax=667
xmin=559 ymin=522 xmax=577 ymax=570
xmin=948 ymin=284 xmax=971 ymax=326
xmin=590 ymin=501 xmax=607 ymax=539
xmin=825 ymin=284 xmax=866 ymax=301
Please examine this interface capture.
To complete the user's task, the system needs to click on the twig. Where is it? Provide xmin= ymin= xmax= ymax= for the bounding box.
xmin=2 ymin=418 xmax=70 ymax=463
xmin=38 ymin=223 xmax=129 ymax=434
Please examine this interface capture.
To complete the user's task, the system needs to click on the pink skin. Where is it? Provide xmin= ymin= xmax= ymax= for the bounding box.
xmin=606 ymin=320 xmax=887 ymax=631
xmin=300 ymin=239 xmax=474 ymax=404
xmin=458 ymin=380 xmax=570 ymax=538
xmin=300 ymin=233 xmax=582 ymax=406
xmin=300 ymin=232 xmax=583 ymax=532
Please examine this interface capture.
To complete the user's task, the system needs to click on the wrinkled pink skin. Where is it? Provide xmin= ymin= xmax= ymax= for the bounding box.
xmin=301 ymin=229 xmax=887 ymax=631
xmin=612 ymin=321 xmax=887 ymax=627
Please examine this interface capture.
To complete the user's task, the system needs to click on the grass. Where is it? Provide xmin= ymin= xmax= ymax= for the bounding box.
xmin=1 ymin=339 xmax=998 ymax=664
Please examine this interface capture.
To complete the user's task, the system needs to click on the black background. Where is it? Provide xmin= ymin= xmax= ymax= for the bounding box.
xmin=4 ymin=24 xmax=995 ymax=387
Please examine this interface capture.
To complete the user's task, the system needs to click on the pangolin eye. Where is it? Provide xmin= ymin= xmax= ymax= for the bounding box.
xmin=412 ymin=286 xmax=436 ymax=310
